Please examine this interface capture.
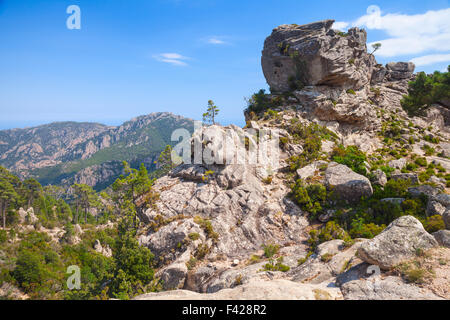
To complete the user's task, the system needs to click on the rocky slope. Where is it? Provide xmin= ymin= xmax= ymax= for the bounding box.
xmin=0 ymin=112 xmax=194 ymax=190
xmin=134 ymin=20 xmax=450 ymax=300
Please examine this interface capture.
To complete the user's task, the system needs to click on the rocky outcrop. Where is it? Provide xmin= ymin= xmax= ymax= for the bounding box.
xmin=341 ymin=276 xmax=442 ymax=300
xmin=93 ymin=240 xmax=112 ymax=258
xmin=371 ymin=169 xmax=387 ymax=186
xmin=138 ymin=125 xmax=309 ymax=277
xmin=325 ymin=162 xmax=373 ymax=203
xmin=17 ymin=207 xmax=38 ymax=224
xmin=134 ymin=279 xmax=343 ymax=300
xmin=433 ymin=230 xmax=450 ymax=248
xmin=262 ymin=20 xmax=374 ymax=92
xmin=357 ymin=216 xmax=438 ymax=270
xmin=444 ymin=209 xmax=450 ymax=230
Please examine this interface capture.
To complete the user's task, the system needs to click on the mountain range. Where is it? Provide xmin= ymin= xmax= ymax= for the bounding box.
xmin=0 ymin=112 xmax=194 ymax=190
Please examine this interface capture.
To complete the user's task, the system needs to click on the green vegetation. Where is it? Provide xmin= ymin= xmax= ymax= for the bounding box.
xmin=332 ymin=145 xmax=368 ymax=175
xmin=202 ymin=100 xmax=220 ymax=125
xmin=308 ymin=221 xmax=353 ymax=251
xmin=287 ymin=121 xmax=337 ymax=171
xmin=370 ymin=43 xmax=382 ymax=55
xmin=290 ymin=181 xmax=328 ymax=220
xmin=245 ymin=89 xmax=284 ymax=114
xmin=262 ymin=243 xmax=280 ymax=258
xmin=261 ymin=257 xmax=290 ymax=272
xmin=401 ymin=66 xmax=450 ymax=116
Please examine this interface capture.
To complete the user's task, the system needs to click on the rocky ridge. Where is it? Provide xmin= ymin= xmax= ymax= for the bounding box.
xmin=133 ymin=20 xmax=450 ymax=300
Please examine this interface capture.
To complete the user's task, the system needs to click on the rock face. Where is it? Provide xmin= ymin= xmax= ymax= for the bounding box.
xmin=433 ymin=230 xmax=450 ymax=248
xmin=357 ymin=216 xmax=438 ymax=270
xmin=325 ymin=162 xmax=373 ymax=203
xmin=444 ymin=209 xmax=450 ymax=230
xmin=262 ymin=20 xmax=375 ymax=93
xmin=134 ymin=279 xmax=343 ymax=300
xmin=138 ymin=124 xmax=309 ymax=267
xmin=341 ymin=276 xmax=442 ymax=300
xmin=93 ymin=239 xmax=112 ymax=258
xmin=371 ymin=169 xmax=387 ymax=186
xmin=17 ymin=207 xmax=38 ymax=224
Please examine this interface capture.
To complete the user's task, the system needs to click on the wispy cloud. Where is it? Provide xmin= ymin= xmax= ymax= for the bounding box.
xmin=203 ymin=36 xmax=230 ymax=45
xmin=153 ymin=53 xmax=190 ymax=66
xmin=335 ymin=5 xmax=450 ymax=64
xmin=410 ymin=53 xmax=450 ymax=67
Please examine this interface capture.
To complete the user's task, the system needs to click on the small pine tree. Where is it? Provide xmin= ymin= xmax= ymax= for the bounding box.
xmin=370 ymin=43 xmax=382 ymax=55
xmin=202 ymin=100 xmax=220 ymax=125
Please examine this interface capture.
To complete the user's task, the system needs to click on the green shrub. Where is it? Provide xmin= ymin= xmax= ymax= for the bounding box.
xmin=262 ymin=257 xmax=290 ymax=272
xmin=188 ymin=232 xmax=200 ymax=241
xmin=414 ymin=157 xmax=428 ymax=167
xmin=422 ymin=215 xmax=445 ymax=233
xmin=349 ymin=218 xmax=385 ymax=239
xmin=308 ymin=221 xmax=353 ymax=251
xmin=0 ymin=229 xmax=7 ymax=244
xmin=331 ymin=145 xmax=368 ymax=175
xmin=262 ymin=243 xmax=280 ymax=258
xmin=245 ymin=89 xmax=283 ymax=114
xmin=346 ymin=89 xmax=356 ymax=95
xmin=290 ymin=181 xmax=327 ymax=219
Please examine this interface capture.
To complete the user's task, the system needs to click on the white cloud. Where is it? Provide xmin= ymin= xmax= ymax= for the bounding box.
xmin=333 ymin=21 xmax=349 ymax=31
xmin=153 ymin=53 xmax=190 ymax=66
xmin=338 ymin=5 xmax=450 ymax=58
xmin=204 ymin=36 xmax=230 ymax=45
xmin=410 ymin=53 xmax=450 ymax=67
xmin=207 ymin=37 xmax=226 ymax=45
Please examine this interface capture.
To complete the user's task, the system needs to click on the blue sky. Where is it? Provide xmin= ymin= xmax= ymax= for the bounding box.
xmin=0 ymin=0 xmax=449 ymax=130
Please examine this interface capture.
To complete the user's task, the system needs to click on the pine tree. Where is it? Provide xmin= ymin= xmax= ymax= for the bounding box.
xmin=202 ymin=100 xmax=220 ymax=125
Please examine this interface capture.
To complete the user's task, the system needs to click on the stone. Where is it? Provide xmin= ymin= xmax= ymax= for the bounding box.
xmin=426 ymin=200 xmax=446 ymax=217
xmin=134 ymin=279 xmax=343 ymax=300
xmin=357 ymin=216 xmax=438 ymax=270
xmin=325 ymin=162 xmax=373 ymax=203
xmin=160 ymin=263 xmax=188 ymax=290
xmin=408 ymin=185 xmax=440 ymax=199
xmin=371 ymin=169 xmax=387 ymax=186
xmin=232 ymin=259 xmax=240 ymax=267
xmin=432 ymin=193 xmax=450 ymax=208
xmin=390 ymin=173 xmax=419 ymax=185
xmin=385 ymin=62 xmax=415 ymax=80
xmin=316 ymin=240 xmax=345 ymax=257
xmin=93 ymin=239 xmax=112 ymax=258
xmin=341 ymin=276 xmax=441 ymax=300
xmin=428 ymin=176 xmax=446 ymax=190
xmin=380 ymin=198 xmax=405 ymax=205
xmin=17 ymin=207 xmax=38 ymax=224
xmin=388 ymin=158 xmax=407 ymax=170
xmin=444 ymin=209 xmax=450 ymax=230
xmin=262 ymin=20 xmax=375 ymax=93
xmin=318 ymin=210 xmax=335 ymax=223
xmin=296 ymin=160 xmax=327 ymax=180
xmin=432 ymin=230 xmax=450 ymax=248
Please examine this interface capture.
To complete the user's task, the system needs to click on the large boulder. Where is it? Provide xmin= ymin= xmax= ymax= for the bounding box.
xmin=432 ymin=230 xmax=450 ymax=248
xmin=261 ymin=20 xmax=375 ymax=93
xmin=341 ymin=276 xmax=442 ymax=300
xmin=444 ymin=209 xmax=450 ymax=230
xmin=134 ymin=279 xmax=343 ymax=300
xmin=357 ymin=216 xmax=438 ymax=270
xmin=325 ymin=162 xmax=373 ymax=203
xmin=385 ymin=62 xmax=415 ymax=80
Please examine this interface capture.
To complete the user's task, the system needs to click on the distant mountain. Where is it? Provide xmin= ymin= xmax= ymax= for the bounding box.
xmin=0 ymin=112 xmax=195 ymax=190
